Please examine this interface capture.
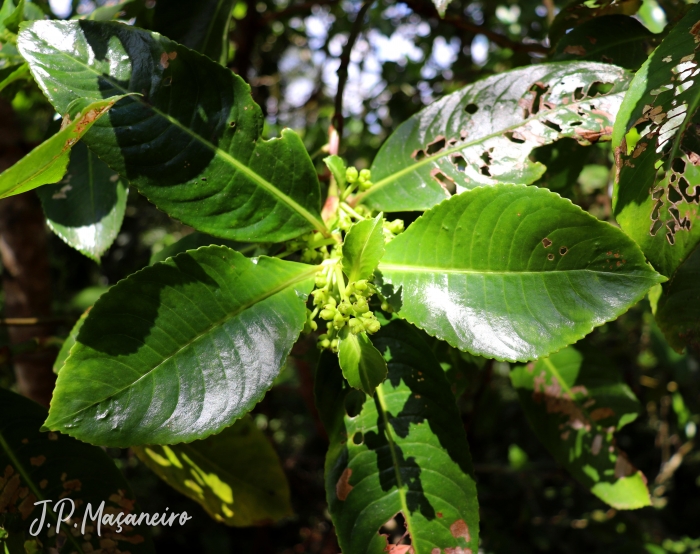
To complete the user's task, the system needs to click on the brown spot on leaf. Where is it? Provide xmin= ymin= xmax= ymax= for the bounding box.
xmin=0 ymin=472 xmax=20 ymax=511
xmin=336 ymin=468 xmax=353 ymax=501
xmin=450 ymin=519 xmax=470 ymax=542
xmin=563 ymin=45 xmax=586 ymax=56
xmin=547 ymin=254 xmax=555 ymax=261
xmin=542 ymin=238 xmax=552 ymax=248
xmin=444 ymin=548 xmax=472 ymax=554
xmin=590 ymin=407 xmax=615 ymax=421
xmin=160 ymin=52 xmax=170 ymax=68
xmin=559 ymin=246 xmax=568 ymax=256
xmin=30 ymin=455 xmax=46 ymax=467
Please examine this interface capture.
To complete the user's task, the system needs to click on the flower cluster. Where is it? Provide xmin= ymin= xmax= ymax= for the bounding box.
xmin=345 ymin=167 xmax=373 ymax=191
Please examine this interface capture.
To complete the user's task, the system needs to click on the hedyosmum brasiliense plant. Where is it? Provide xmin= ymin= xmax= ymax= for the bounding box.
xmin=6 ymin=5 xmax=700 ymax=551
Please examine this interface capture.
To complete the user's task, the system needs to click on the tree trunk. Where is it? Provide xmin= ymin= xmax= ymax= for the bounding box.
xmin=0 ymin=99 xmax=56 ymax=407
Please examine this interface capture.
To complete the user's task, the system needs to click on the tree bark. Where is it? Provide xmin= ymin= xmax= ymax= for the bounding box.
xmin=0 ymin=99 xmax=56 ymax=406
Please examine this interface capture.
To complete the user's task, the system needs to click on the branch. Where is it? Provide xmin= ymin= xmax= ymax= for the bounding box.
xmin=401 ymin=0 xmax=549 ymax=55
xmin=331 ymin=0 xmax=373 ymax=153
xmin=261 ymin=0 xmax=340 ymax=25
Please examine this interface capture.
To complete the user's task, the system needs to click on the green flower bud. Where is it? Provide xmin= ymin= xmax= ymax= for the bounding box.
xmin=333 ymin=313 xmax=346 ymax=329
xmin=365 ymin=320 xmax=381 ymax=334
xmin=338 ymin=301 xmax=352 ymax=316
xmin=319 ymin=339 xmax=331 ymax=349
xmin=381 ymin=301 xmax=392 ymax=312
xmin=354 ymin=297 xmax=369 ymax=313
xmin=320 ymin=308 xmax=336 ymax=320
xmin=346 ymin=167 xmax=359 ymax=183
xmin=314 ymin=273 xmax=327 ymax=287
xmin=359 ymin=169 xmax=371 ymax=182
xmin=348 ymin=318 xmax=364 ymax=334
xmin=308 ymin=320 xmax=318 ymax=332
xmin=354 ymin=280 xmax=368 ymax=292
xmin=330 ymin=339 xmax=339 ymax=352
xmin=361 ymin=311 xmax=374 ymax=319
xmin=325 ymin=296 xmax=337 ymax=307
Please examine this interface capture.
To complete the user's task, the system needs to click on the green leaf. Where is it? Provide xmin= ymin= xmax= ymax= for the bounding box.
xmin=0 ymin=388 xmax=155 ymax=552
xmin=323 ymin=154 xmax=346 ymax=190
xmin=36 ymin=141 xmax=127 ymax=261
xmin=363 ymin=62 xmax=631 ymax=212
xmin=133 ymin=415 xmax=293 ymax=526
xmin=549 ymin=0 xmax=642 ymax=46
xmin=17 ymin=20 xmax=325 ymax=242
xmin=53 ymin=309 xmax=88 ymax=373
xmin=43 ymin=245 xmax=317 ymax=447
xmin=0 ymin=96 xmax=123 ymax=199
xmin=149 ymin=231 xmax=254 ymax=265
xmin=342 ymin=214 xmax=385 ymax=283
xmin=151 ymin=0 xmax=235 ymax=65
xmin=551 ymin=15 xmax=654 ymax=70
xmin=338 ymin=331 xmax=388 ymax=395
xmin=317 ymin=321 xmax=479 ymax=554
xmin=655 ymin=243 xmax=700 ymax=352
xmin=612 ymin=4 xmax=700 ymax=278
xmin=377 ymin=184 xmax=664 ymax=362
xmin=2 ymin=0 xmax=22 ymax=34
xmin=511 ymin=346 xmax=651 ymax=510
xmin=0 ymin=61 xmax=28 ymax=92
xmin=83 ymin=0 xmax=135 ymax=21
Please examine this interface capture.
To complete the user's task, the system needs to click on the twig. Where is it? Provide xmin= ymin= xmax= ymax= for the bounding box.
xmin=401 ymin=0 xmax=548 ymax=55
xmin=261 ymin=0 xmax=340 ymax=24
xmin=0 ymin=317 xmax=74 ymax=326
xmin=331 ymin=0 xmax=373 ymax=153
xmin=655 ymin=440 xmax=694 ymax=485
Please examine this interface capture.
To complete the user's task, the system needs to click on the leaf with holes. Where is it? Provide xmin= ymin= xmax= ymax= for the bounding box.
xmin=17 ymin=20 xmax=325 ymax=242
xmin=338 ymin=331 xmax=388 ymax=395
xmin=552 ymin=15 xmax=654 ymax=71
xmin=613 ymin=4 xmax=700 ymax=280
xmin=0 ymin=96 xmax=124 ymax=199
xmin=376 ymin=184 xmax=664 ymax=362
xmin=342 ymin=214 xmax=385 ymax=283
xmin=655 ymin=243 xmax=700 ymax=352
xmin=133 ymin=415 xmax=292 ymax=526
xmin=36 ymin=142 xmax=128 ymax=261
xmin=317 ymin=321 xmax=479 ymax=554
xmin=0 ymin=388 xmax=155 ymax=552
xmin=511 ymin=347 xmax=650 ymax=510
xmin=549 ymin=0 xmax=642 ymax=46
xmin=151 ymin=0 xmax=236 ymax=65
xmin=43 ymin=245 xmax=317 ymax=447
xmin=362 ymin=62 xmax=631 ymax=212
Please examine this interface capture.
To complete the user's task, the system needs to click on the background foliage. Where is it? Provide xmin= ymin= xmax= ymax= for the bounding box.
xmin=1 ymin=0 xmax=699 ymax=553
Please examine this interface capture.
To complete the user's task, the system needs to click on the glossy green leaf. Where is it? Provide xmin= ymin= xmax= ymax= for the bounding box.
xmin=17 ymin=20 xmax=325 ymax=242
xmin=363 ymin=62 xmax=631 ymax=212
xmin=152 ymin=0 xmax=235 ymax=65
xmin=133 ymin=416 xmax=292 ymax=527
xmin=342 ymin=214 xmax=385 ymax=283
xmin=53 ymin=309 xmax=88 ymax=373
xmin=317 ymin=321 xmax=479 ymax=554
xmin=36 ymin=142 xmax=127 ymax=261
xmin=323 ymin=154 xmax=346 ymax=190
xmin=655 ymin=243 xmax=700 ymax=352
xmin=338 ymin=331 xmax=388 ymax=395
xmin=613 ymin=4 xmax=700 ymax=278
xmin=149 ymin=231 xmax=255 ymax=265
xmin=0 ymin=388 xmax=155 ymax=552
xmin=377 ymin=184 xmax=664 ymax=362
xmin=549 ymin=0 xmax=642 ymax=46
xmin=552 ymin=15 xmax=654 ymax=70
xmin=44 ymin=245 xmax=317 ymax=447
xmin=0 ymin=96 xmax=123 ymax=199
xmin=511 ymin=347 xmax=651 ymax=510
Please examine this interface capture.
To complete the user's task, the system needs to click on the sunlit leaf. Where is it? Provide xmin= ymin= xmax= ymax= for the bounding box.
xmin=44 ymin=246 xmax=317 ymax=446
xmin=0 ymin=388 xmax=155 ymax=552
xmin=317 ymin=321 xmax=479 ymax=554
xmin=18 ymin=20 xmax=325 ymax=242
xmin=342 ymin=214 xmax=385 ymax=283
xmin=0 ymin=96 xmax=125 ymax=199
xmin=377 ymin=184 xmax=664 ymax=362
xmin=337 ymin=331 xmax=387 ymax=395
xmin=36 ymin=141 xmax=127 ymax=261
xmin=363 ymin=62 xmax=631 ymax=212
xmin=511 ymin=347 xmax=651 ymax=510
xmin=133 ymin=416 xmax=293 ymax=526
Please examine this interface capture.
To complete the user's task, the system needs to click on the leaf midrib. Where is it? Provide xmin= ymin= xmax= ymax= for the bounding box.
xmin=49 ymin=262 xmax=319 ymax=428
xmin=360 ymin=84 xmax=626 ymax=202
xmin=378 ymin=262 xmax=654 ymax=278
xmin=29 ymin=26 xmax=327 ymax=234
